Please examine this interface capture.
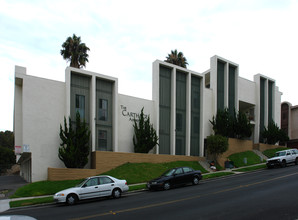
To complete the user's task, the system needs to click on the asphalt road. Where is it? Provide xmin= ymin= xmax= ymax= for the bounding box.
xmin=2 ymin=165 xmax=298 ymax=220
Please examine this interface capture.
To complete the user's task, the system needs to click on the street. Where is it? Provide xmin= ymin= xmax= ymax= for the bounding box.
xmin=2 ymin=165 xmax=298 ymax=220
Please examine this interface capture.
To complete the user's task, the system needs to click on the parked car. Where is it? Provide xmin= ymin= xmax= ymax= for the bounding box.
xmin=266 ymin=149 xmax=298 ymax=168
xmin=54 ymin=175 xmax=129 ymax=205
xmin=147 ymin=167 xmax=202 ymax=191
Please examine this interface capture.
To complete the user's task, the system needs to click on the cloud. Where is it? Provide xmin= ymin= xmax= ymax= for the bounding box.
xmin=1 ymin=0 xmax=298 ymax=131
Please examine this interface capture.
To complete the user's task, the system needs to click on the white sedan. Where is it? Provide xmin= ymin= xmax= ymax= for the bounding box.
xmin=54 ymin=175 xmax=129 ymax=205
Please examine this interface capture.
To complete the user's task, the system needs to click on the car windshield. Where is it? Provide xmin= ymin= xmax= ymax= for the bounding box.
xmin=275 ymin=151 xmax=286 ymax=157
xmin=76 ymin=178 xmax=88 ymax=187
xmin=161 ymin=169 xmax=175 ymax=177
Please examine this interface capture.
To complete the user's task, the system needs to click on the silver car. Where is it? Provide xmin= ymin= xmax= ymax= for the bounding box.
xmin=54 ymin=175 xmax=129 ymax=205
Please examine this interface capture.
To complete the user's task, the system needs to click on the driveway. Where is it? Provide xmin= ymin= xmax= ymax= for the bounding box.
xmin=0 ymin=175 xmax=27 ymax=200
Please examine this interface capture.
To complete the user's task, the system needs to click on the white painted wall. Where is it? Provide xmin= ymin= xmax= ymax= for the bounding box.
xmin=238 ymin=77 xmax=256 ymax=105
xmin=20 ymin=73 xmax=66 ymax=182
xmin=275 ymin=88 xmax=282 ymax=127
xmin=118 ymin=94 xmax=154 ymax=153
xmin=203 ymin=88 xmax=214 ymax=139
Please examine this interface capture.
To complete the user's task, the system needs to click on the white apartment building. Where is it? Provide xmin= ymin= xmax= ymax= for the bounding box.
xmin=14 ymin=55 xmax=282 ymax=182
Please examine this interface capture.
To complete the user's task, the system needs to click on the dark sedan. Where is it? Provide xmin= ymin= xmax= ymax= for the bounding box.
xmin=147 ymin=166 xmax=202 ymax=190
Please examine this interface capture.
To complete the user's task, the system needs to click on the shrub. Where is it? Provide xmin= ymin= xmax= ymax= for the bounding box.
xmin=207 ymin=135 xmax=228 ymax=165
xmin=133 ymin=108 xmax=158 ymax=153
xmin=210 ymin=108 xmax=252 ymax=139
xmin=58 ymin=112 xmax=91 ymax=168
xmin=262 ymin=121 xmax=289 ymax=145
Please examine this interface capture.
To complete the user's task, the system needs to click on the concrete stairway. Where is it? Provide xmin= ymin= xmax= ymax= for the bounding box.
xmin=253 ymin=149 xmax=268 ymax=161
xmin=198 ymin=159 xmax=213 ymax=172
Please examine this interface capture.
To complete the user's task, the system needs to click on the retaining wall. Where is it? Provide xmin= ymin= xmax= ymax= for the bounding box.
xmin=48 ymin=151 xmax=202 ymax=181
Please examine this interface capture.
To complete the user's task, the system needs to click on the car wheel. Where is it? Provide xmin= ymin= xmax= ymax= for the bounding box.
xmin=163 ymin=182 xmax=170 ymax=190
xmin=66 ymin=194 xmax=78 ymax=205
xmin=193 ymin=177 xmax=199 ymax=185
xmin=295 ymin=158 xmax=298 ymax=165
xmin=281 ymin=160 xmax=287 ymax=168
xmin=112 ymin=188 xmax=122 ymax=199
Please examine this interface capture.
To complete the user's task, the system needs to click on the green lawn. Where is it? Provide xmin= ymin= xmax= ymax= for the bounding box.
xmin=233 ymin=164 xmax=266 ymax=172
xmin=12 ymin=161 xmax=207 ymax=198
xmin=228 ymin=151 xmax=264 ymax=167
xmin=10 ymin=196 xmax=54 ymax=208
xmin=262 ymin=147 xmax=289 ymax=158
xmin=12 ymin=179 xmax=83 ymax=198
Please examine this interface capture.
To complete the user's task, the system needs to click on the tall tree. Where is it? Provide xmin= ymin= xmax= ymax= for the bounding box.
xmin=262 ymin=121 xmax=289 ymax=145
xmin=133 ymin=108 xmax=158 ymax=153
xmin=0 ymin=130 xmax=14 ymax=150
xmin=59 ymin=112 xmax=91 ymax=168
xmin=165 ymin=49 xmax=189 ymax=68
xmin=210 ymin=108 xmax=252 ymax=139
xmin=60 ymin=34 xmax=90 ymax=68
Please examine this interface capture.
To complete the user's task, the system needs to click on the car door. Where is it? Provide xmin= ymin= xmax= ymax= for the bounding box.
xmin=182 ymin=167 xmax=194 ymax=183
xmin=79 ymin=177 xmax=100 ymax=200
xmin=98 ymin=177 xmax=114 ymax=196
xmin=172 ymin=168 xmax=185 ymax=186
xmin=291 ymin=150 xmax=296 ymax=163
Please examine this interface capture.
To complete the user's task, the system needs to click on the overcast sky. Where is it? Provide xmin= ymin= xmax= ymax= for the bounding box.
xmin=1 ymin=0 xmax=298 ymax=131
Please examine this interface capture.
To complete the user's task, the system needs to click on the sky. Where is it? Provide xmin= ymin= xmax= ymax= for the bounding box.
xmin=1 ymin=0 xmax=298 ymax=131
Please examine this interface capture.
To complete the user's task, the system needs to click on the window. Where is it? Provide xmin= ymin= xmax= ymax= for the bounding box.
xmin=75 ymin=95 xmax=85 ymax=118
xmin=85 ymin=178 xmax=98 ymax=187
xmin=174 ymin=168 xmax=183 ymax=175
xmin=193 ymin=92 xmax=200 ymax=109
xmin=183 ymin=167 xmax=193 ymax=173
xmin=99 ymin=99 xmax=108 ymax=121
xmin=99 ymin=177 xmax=114 ymax=185
xmin=176 ymin=113 xmax=182 ymax=131
xmin=194 ymin=117 xmax=200 ymax=134
xmin=98 ymin=130 xmax=107 ymax=149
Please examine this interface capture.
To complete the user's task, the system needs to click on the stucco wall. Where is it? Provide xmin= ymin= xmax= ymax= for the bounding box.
xmin=254 ymin=143 xmax=281 ymax=152
xmin=203 ymin=88 xmax=214 ymax=139
xmin=48 ymin=151 xmax=202 ymax=181
xmin=238 ymin=77 xmax=256 ymax=105
xmin=21 ymin=74 xmax=66 ymax=182
xmin=217 ymin=138 xmax=253 ymax=167
xmin=291 ymin=108 xmax=298 ymax=139
xmin=118 ymin=94 xmax=155 ymax=153
xmin=92 ymin=151 xmax=202 ymax=174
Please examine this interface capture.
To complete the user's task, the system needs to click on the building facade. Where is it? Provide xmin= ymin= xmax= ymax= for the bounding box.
xmin=14 ymin=55 xmax=282 ymax=182
xmin=281 ymin=102 xmax=298 ymax=148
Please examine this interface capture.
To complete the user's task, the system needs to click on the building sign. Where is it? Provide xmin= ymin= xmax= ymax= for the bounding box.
xmin=15 ymin=146 xmax=22 ymax=155
xmin=23 ymin=144 xmax=30 ymax=153
xmin=120 ymin=105 xmax=148 ymax=121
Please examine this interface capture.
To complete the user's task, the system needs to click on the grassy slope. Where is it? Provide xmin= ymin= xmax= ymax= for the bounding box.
xmin=228 ymin=151 xmax=264 ymax=167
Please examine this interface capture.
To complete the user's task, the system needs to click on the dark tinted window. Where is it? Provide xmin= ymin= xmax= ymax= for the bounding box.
xmin=174 ymin=168 xmax=183 ymax=175
xmin=183 ymin=167 xmax=193 ymax=173
xmin=99 ymin=177 xmax=114 ymax=184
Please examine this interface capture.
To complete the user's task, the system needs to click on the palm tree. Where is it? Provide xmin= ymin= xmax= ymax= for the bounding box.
xmin=60 ymin=34 xmax=90 ymax=68
xmin=164 ymin=49 xmax=188 ymax=68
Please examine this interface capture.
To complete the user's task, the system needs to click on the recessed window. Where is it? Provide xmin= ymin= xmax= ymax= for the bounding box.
xmin=99 ymin=99 xmax=108 ymax=121
xmin=176 ymin=113 xmax=182 ymax=131
xmin=98 ymin=130 xmax=107 ymax=149
xmin=194 ymin=117 xmax=200 ymax=133
xmin=75 ymin=95 xmax=85 ymax=119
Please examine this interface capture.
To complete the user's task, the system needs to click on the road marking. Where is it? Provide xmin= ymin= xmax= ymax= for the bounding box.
xmin=70 ymin=172 xmax=298 ymax=220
